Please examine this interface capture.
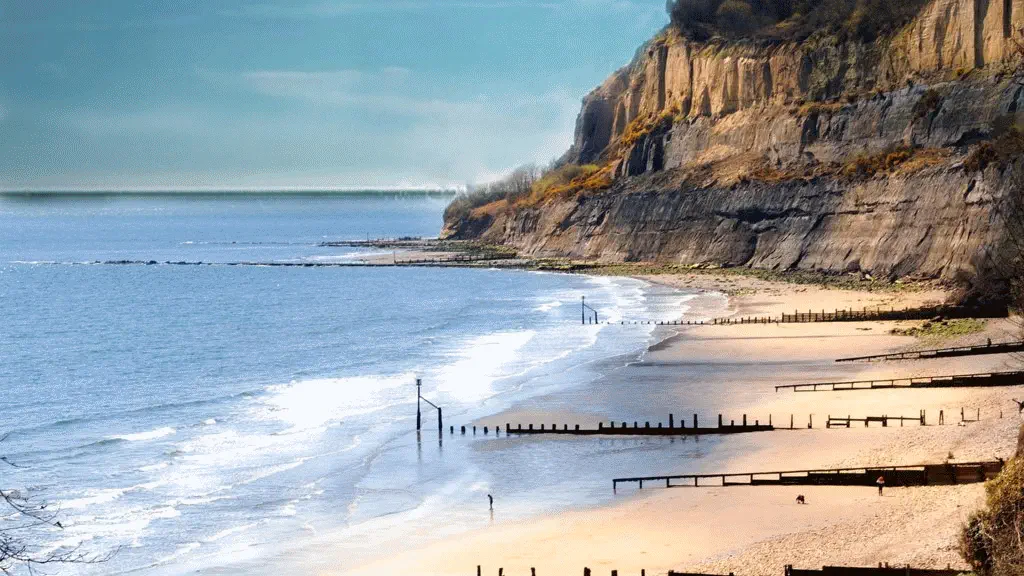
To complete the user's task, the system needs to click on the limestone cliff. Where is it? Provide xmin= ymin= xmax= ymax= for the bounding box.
xmin=444 ymin=0 xmax=1024 ymax=281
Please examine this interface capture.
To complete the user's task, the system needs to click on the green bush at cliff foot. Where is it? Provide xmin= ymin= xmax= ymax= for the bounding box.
xmin=960 ymin=427 xmax=1024 ymax=574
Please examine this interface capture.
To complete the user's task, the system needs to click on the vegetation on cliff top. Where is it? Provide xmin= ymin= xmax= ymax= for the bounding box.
xmin=667 ymin=0 xmax=931 ymax=42
xmin=444 ymin=162 xmax=612 ymax=224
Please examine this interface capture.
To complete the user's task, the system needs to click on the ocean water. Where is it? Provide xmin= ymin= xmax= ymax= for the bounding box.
xmin=0 ymin=193 xmax=725 ymax=575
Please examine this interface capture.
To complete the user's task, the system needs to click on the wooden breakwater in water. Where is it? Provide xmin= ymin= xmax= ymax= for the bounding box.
xmin=577 ymin=303 xmax=1008 ymax=327
xmin=501 ymin=414 xmax=773 ymax=437
xmin=836 ymin=340 xmax=1024 ymax=362
xmin=774 ymin=370 xmax=1024 ymax=392
xmin=394 ymin=253 xmax=517 ymax=265
xmin=612 ymin=460 xmax=1004 ymax=491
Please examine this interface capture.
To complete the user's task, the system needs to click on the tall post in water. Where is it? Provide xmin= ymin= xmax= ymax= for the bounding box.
xmin=437 ymin=406 xmax=443 ymax=437
xmin=582 ymin=296 xmax=586 ymax=325
xmin=416 ymin=378 xmax=422 ymax=431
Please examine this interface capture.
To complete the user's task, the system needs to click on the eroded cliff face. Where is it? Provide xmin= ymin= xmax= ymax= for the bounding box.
xmin=444 ymin=0 xmax=1024 ymax=281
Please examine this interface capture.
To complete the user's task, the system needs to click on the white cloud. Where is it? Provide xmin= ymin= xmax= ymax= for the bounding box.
xmin=220 ymin=1 xmax=564 ymax=19
xmin=39 ymin=67 xmax=580 ymax=190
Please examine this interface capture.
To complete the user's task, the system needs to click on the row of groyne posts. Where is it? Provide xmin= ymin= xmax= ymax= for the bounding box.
xmin=576 ymin=298 xmax=1009 ymax=326
xmin=414 ymin=296 xmax=1019 ymax=498
xmin=471 ymin=563 xmax=966 ymax=576
xmin=424 ymin=404 xmax=993 ymax=440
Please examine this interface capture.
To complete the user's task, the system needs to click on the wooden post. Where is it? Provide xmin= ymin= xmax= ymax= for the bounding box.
xmin=693 ymin=414 xmax=698 ymax=429
xmin=438 ymin=407 xmax=443 ymax=437
xmin=416 ymin=378 xmax=422 ymax=431
xmin=718 ymin=414 xmax=723 ymax=427
xmin=478 ymin=566 xmax=481 ymax=576
xmin=742 ymin=414 xmax=747 ymax=426
xmin=808 ymin=414 xmax=813 ymax=428
xmin=669 ymin=413 xmax=674 ymax=428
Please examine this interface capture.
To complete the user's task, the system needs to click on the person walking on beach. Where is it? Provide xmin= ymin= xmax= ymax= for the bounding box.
xmin=487 ymin=493 xmax=493 ymax=511
xmin=876 ymin=475 xmax=885 ymax=496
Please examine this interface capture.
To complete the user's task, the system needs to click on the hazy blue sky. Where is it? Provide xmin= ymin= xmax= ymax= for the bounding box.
xmin=0 ymin=1 xmax=668 ymax=191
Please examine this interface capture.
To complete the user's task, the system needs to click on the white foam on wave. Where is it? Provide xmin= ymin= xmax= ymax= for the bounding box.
xmin=154 ymin=541 xmax=202 ymax=566
xmin=139 ymin=461 xmax=170 ymax=472
xmin=434 ymin=331 xmax=535 ymax=402
xmin=260 ymin=372 xmax=415 ymax=434
xmin=60 ymin=479 xmax=170 ymax=510
xmin=205 ymin=522 xmax=258 ymax=543
xmin=110 ymin=426 xmax=176 ymax=442
xmin=534 ymin=300 xmax=562 ymax=312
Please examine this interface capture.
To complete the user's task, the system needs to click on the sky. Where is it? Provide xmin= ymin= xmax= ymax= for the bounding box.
xmin=0 ymin=0 xmax=669 ymax=191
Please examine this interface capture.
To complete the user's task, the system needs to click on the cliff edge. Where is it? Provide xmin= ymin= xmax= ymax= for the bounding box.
xmin=443 ymin=0 xmax=1024 ymax=282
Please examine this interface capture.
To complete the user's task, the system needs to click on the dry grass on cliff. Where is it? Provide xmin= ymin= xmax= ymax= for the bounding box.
xmin=618 ymin=104 xmax=681 ymax=149
xmin=751 ymin=146 xmax=949 ymax=185
xmin=518 ymin=163 xmax=615 ymax=206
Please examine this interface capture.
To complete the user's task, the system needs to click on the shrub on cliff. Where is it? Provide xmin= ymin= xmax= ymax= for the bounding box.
xmin=444 ymin=162 xmax=608 ymax=223
xmin=841 ymin=145 xmax=914 ymax=179
xmin=443 ymin=164 xmax=542 ymax=223
xmin=667 ymin=0 xmax=929 ymax=42
xmin=965 ymin=118 xmax=1024 ymax=173
xmin=959 ymin=442 xmax=1024 ymax=574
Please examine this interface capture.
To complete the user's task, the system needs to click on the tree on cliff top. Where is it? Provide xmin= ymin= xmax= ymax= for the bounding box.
xmin=666 ymin=0 xmax=930 ymax=42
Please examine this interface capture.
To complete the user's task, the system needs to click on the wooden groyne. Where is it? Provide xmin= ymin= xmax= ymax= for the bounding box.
xmin=577 ymin=303 xmax=1007 ymax=327
xmin=612 ymin=460 xmax=1004 ymax=491
xmin=394 ymin=253 xmax=517 ymax=265
xmin=826 ymin=413 xmax=925 ymax=428
xmin=672 ymin=567 xmax=962 ymax=576
xmin=763 ymin=304 xmax=1005 ymax=323
xmin=502 ymin=414 xmax=772 ymax=437
xmin=836 ymin=340 xmax=1024 ymax=362
xmin=784 ymin=565 xmax=963 ymax=576
xmin=474 ymin=564 xmax=962 ymax=576
xmin=774 ymin=370 xmax=1024 ymax=392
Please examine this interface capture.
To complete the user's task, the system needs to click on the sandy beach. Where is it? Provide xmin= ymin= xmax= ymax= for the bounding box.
xmin=338 ymin=273 xmax=1023 ymax=576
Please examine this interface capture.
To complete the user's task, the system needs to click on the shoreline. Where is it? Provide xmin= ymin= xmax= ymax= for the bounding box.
xmin=334 ymin=271 xmax=1022 ymax=576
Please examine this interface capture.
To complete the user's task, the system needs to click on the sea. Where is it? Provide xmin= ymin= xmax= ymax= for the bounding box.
xmin=0 ymin=192 xmax=728 ymax=575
